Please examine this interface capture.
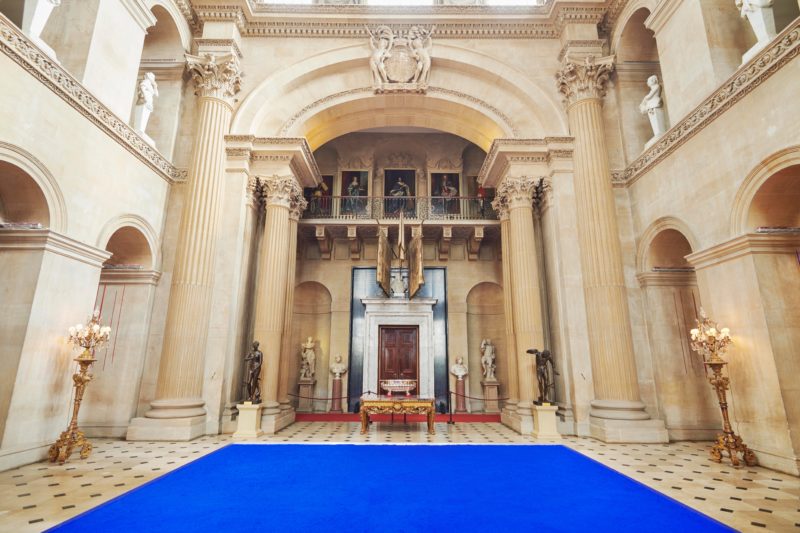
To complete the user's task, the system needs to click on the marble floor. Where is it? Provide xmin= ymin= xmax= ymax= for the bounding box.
xmin=0 ymin=422 xmax=798 ymax=532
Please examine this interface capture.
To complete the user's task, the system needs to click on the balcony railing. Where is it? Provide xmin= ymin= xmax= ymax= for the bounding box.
xmin=302 ymin=196 xmax=498 ymax=221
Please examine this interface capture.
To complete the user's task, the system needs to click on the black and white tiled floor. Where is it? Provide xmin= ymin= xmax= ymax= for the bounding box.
xmin=0 ymin=422 xmax=798 ymax=532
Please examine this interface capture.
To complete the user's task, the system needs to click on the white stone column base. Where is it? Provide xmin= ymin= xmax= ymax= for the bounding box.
xmin=233 ymin=403 xmax=263 ymax=439
xmin=589 ymin=417 xmax=668 ymax=443
xmin=261 ymin=407 xmax=296 ymax=434
xmin=126 ymin=415 xmax=206 ymax=441
xmin=501 ymin=409 xmax=533 ymax=435
xmin=532 ymin=404 xmax=561 ymax=440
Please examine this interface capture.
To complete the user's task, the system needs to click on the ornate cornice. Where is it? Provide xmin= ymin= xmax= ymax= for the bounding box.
xmin=620 ymin=19 xmax=800 ymax=186
xmin=194 ymin=38 xmax=243 ymax=58
xmin=0 ymin=14 xmax=184 ymax=183
xmin=174 ymin=0 xmax=201 ymax=35
xmin=555 ymin=54 xmax=615 ymax=107
xmin=186 ymin=52 xmax=243 ymax=101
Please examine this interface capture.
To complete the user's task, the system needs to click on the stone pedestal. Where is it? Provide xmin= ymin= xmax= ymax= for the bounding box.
xmin=454 ymin=378 xmax=467 ymax=413
xmin=297 ymin=379 xmax=316 ymax=412
xmin=330 ymin=377 xmax=343 ymax=413
xmin=532 ymin=404 xmax=561 ymax=440
xmin=482 ymin=380 xmax=500 ymax=413
xmin=233 ymin=402 xmax=263 ymax=439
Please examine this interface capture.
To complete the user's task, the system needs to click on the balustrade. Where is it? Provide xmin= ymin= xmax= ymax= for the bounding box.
xmin=302 ymin=195 xmax=498 ymax=221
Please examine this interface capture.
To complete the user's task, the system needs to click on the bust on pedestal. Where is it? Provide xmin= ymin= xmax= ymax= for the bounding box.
xmin=298 ymin=337 xmax=317 ymax=412
xmin=329 ymin=355 xmax=347 ymax=413
xmin=450 ymin=357 xmax=468 ymax=413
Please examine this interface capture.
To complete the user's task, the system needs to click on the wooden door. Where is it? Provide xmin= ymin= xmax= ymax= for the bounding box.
xmin=379 ymin=326 xmax=418 ymax=384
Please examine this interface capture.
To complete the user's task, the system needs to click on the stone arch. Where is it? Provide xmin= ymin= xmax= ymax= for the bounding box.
xmin=144 ymin=0 xmax=192 ymax=52
xmin=730 ymin=145 xmax=800 ymax=236
xmin=232 ymin=42 xmax=567 ymax=150
xmin=609 ymin=0 xmax=659 ymax=56
xmin=465 ymin=281 xmax=506 ymax=410
xmin=96 ymin=214 xmax=160 ymax=270
xmin=636 ymin=217 xmax=699 ymax=274
xmin=0 ymin=142 xmax=66 ymax=232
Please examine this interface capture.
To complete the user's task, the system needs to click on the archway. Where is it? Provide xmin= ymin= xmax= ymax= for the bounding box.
xmin=466 ymin=282 xmax=506 ymax=412
xmin=289 ymin=281 xmax=333 ymax=412
xmin=637 ymin=222 xmax=718 ymax=439
xmin=81 ymin=224 xmax=159 ymax=437
xmin=0 ymin=159 xmax=54 ymax=442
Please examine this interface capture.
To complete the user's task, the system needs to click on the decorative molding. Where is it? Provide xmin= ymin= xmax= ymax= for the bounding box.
xmin=495 ymin=175 xmax=539 ymax=209
xmin=636 ymin=271 xmax=697 ymax=288
xmin=194 ymin=38 xmax=243 ymax=59
xmin=558 ymin=39 xmax=605 ymax=62
xmin=0 ymin=14 xmax=184 ymax=183
xmin=0 ymin=229 xmax=111 ymax=268
xmin=99 ymin=268 xmax=162 ymax=286
xmin=555 ymin=54 xmax=615 ymax=107
xmin=120 ymin=0 xmax=158 ymax=32
xmin=277 ymin=86 xmax=518 ymax=136
xmin=174 ymin=0 xmax=202 ymax=35
xmin=686 ymin=233 xmax=800 ymax=271
xmin=620 ymin=20 xmax=800 ymax=186
xmin=185 ymin=52 xmax=243 ymax=101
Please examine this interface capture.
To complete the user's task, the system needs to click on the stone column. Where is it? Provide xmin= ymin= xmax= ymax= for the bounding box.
xmin=252 ymin=176 xmax=305 ymax=433
xmin=494 ymin=177 xmax=546 ymax=433
xmin=497 ymin=202 xmax=519 ymax=412
xmin=127 ymin=53 xmax=241 ymax=441
xmin=556 ymin=56 xmax=666 ymax=442
xmin=277 ymin=204 xmax=303 ymax=411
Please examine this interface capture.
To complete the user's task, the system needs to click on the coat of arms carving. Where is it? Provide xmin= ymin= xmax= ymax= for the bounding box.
xmin=367 ymin=25 xmax=435 ymax=94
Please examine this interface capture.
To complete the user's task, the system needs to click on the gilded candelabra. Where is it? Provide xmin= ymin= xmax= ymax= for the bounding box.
xmin=689 ymin=310 xmax=757 ymax=467
xmin=48 ymin=310 xmax=111 ymax=465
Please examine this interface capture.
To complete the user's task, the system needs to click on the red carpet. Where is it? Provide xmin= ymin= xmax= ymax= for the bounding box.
xmin=295 ymin=413 xmax=501 ymax=423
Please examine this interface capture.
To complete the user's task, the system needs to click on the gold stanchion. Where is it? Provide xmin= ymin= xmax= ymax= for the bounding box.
xmin=689 ymin=310 xmax=757 ymax=467
xmin=48 ymin=310 xmax=110 ymax=465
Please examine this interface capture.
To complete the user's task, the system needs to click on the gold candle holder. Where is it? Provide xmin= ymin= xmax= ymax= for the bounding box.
xmin=48 ymin=310 xmax=110 ymax=465
xmin=689 ymin=310 xmax=756 ymax=467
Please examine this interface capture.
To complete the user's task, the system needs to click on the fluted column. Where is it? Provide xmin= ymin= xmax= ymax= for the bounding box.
xmin=144 ymin=53 xmax=242 ymax=424
xmin=555 ymin=56 xmax=650 ymax=422
xmin=278 ymin=196 xmax=305 ymax=408
xmin=252 ymin=176 xmax=304 ymax=415
xmin=494 ymin=177 xmax=546 ymax=418
xmin=496 ymin=201 xmax=519 ymax=411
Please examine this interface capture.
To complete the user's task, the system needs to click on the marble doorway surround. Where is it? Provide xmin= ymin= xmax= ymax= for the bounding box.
xmin=361 ymin=298 xmax=437 ymax=398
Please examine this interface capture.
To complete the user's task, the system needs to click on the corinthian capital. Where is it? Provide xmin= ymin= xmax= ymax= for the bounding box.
xmin=495 ymin=176 xmax=539 ymax=210
xmin=261 ymin=175 xmax=298 ymax=208
xmin=555 ymin=55 xmax=615 ymax=107
xmin=185 ymin=53 xmax=242 ymax=100
xmin=289 ymin=188 xmax=308 ymax=221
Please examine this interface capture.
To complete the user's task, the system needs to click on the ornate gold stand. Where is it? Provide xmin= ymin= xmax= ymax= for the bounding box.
xmin=705 ymin=357 xmax=757 ymax=467
xmin=48 ymin=349 xmax=95 ymax=464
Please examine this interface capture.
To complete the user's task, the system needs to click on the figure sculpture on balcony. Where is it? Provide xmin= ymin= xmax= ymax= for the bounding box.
xmin=133 ymin=72 xmax=159 ymax=146
xmin=639 ymin=75 xmax=667 ymax=149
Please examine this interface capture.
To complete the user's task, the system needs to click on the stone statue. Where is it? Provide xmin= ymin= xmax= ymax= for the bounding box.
xmin=736 ymin=0 xmax=776 ymax=44
xmin=367 ymin=25 xmax=393 ymax=88
xmin=639 ymin=75 xmax=667 ymax=147
xmin=390 ymin=272 xmax=407 ymax=298
xmin=133 ymin=72 xmax=159 ymax=145
xmin=408 ymin=26 xmax=434 ymax=85
xmin=528 ymin=348 xmax=559 ymax=404
xmin=243 ymin=341 xmax=263 ymax=403
xmin=330 ymin=355 xmax=347 ymax=379
xmin=450 ymin=356 xmax=468 ymax=380
xmin=300 ymin=337 xmax=316 ymax=380
xmin=480 ymin=338 xmax=497 ymax=381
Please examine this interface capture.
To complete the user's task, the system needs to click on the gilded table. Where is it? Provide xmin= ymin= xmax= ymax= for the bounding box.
xmin=359 ymin=396 xmax=435 ymax=435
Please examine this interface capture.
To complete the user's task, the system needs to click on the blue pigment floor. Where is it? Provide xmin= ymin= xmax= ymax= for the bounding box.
xmin=51 ymin=444 xmax=731 ymax=532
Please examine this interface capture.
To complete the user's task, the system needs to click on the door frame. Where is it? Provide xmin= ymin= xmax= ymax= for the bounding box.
xmin=378 ymin=325 xmax=420 ymax=386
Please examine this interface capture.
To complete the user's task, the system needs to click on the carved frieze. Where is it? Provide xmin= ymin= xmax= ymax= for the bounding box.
xmin=185 ymin=53 xmax=243 ymax=101
xmin=555 ymin=55 xmax=615 ymax=107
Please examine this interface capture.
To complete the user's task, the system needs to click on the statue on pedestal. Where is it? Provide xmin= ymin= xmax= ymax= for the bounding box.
xmin=528 ymin=348 xmax=559 ymax=405
xmin=330 ymin=355 xmax=347 ymax=379
xmin=243 ymin=341 xmax=263 ymax=403
xmin=480 ymin=338 xmax=497 ymax=381
xmin=449 ymin=357 xmax=468 ymax=380
xmin=736 ymin=0 xmax=776 ymax=43
xmin=639 ymin=75 xmax=667 ymax=147
xmin=300 ymin=337 xmax=316 ymax=380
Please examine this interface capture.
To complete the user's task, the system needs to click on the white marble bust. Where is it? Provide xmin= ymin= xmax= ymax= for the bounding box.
xmin=450 ymin=357 xmax=468 ymax=380
xmin=330 ymin=355 xmax=347 ymax=379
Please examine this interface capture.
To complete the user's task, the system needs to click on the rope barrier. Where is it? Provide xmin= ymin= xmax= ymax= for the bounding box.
xmin=285 ymin=390 xmax=379 ymax=402
xmin=449 ymin=390 xmax=511 ymax=402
